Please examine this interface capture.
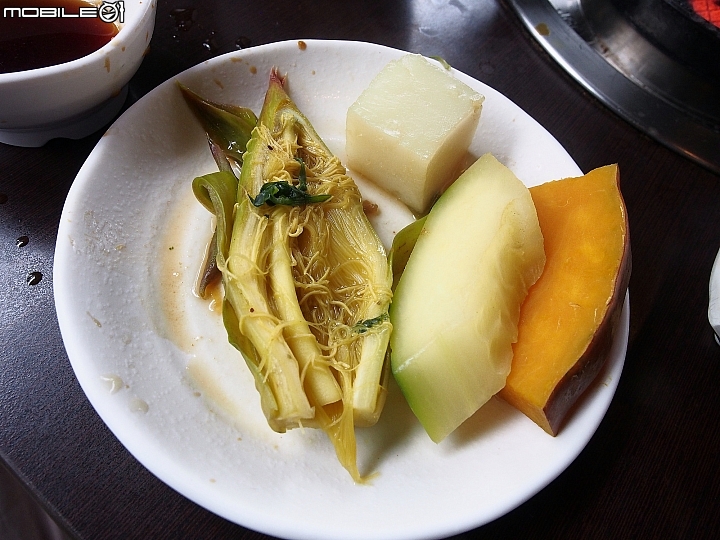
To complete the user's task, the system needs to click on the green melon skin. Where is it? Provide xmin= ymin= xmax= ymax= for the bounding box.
xmin=389 ymin=153 xmax=545 ymax=443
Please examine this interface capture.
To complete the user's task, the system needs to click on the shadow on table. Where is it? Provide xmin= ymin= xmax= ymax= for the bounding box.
xmin=0 ymin=461 xmax=72 ymax=540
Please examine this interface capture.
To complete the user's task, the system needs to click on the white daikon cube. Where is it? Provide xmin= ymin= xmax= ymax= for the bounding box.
xmin=346 ymin=54 xmax=484 ymax=215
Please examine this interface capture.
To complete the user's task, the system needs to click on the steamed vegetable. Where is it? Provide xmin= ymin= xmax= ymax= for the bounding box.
xmin=500 ymin=164 xmax=630 ymax=435
xmin=346 ymin=53 xmax=484 ymax=216
xmin=179 ymin=83 xmax=257 ymax=297
xmin=182 ymin=70 xmax=393 ymax=482
xmin=179 ymin=83 xmax=257 ymax=167
xmin=389 ymin=153 xmax=545 ymax=443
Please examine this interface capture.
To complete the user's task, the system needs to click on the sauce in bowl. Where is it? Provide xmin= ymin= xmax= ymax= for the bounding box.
xmin=0 ymin=0 xmax=119 ymax=74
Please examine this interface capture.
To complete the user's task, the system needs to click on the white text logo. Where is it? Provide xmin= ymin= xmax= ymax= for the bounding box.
xmin=3 ymin=1 xmax=125 ymax=24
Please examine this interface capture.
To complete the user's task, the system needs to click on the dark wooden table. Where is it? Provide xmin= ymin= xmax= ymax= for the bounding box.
xmin=2 ymin=1 xmax=719 ymax=539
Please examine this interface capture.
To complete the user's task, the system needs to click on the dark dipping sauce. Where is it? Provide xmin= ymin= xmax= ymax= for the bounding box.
xmin=0 ymin=0 xmax=119 ymax=74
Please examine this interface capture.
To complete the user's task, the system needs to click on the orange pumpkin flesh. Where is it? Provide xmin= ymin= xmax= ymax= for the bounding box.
xmin=499 ymin=164 xmax=631 ymax=435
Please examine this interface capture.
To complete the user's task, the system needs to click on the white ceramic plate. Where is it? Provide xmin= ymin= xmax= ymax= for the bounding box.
xmin=54 ymin=40 xmax=628 ymax=540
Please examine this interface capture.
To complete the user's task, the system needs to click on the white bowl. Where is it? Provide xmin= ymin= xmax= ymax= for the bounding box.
xmin=0 ymin=0 xmax=156 ymax=147
xmin=710 ymin=248 xmax=720 ymax=345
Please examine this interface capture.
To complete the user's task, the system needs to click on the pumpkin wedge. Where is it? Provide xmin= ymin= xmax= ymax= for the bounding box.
xmin=499 ymin=164 xmax=631 ymax=435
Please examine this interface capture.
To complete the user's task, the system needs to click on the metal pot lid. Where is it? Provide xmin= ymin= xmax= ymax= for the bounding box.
xmin=507 ymin=0 xmax=720 ymax=175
